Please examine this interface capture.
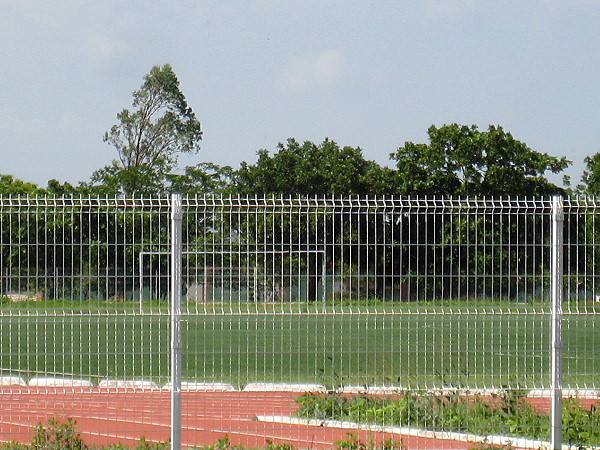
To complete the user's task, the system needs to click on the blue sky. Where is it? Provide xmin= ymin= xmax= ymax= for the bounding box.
xmin=1 ymin=1 xmax=598 ymax=187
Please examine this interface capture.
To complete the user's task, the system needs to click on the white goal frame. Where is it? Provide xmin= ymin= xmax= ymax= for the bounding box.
xmin=138 ymin=249 xmax=327 ymax=312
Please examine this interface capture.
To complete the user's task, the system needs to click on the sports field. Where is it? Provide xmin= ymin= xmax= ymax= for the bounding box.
xmin=1 ymin=302 xmax=599 ymax=390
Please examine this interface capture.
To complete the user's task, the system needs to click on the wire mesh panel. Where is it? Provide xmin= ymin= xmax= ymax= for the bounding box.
xmin=175 ymin=196 xmax=565 ymax=449
xmin=1 ymin=195 xmax=598 ymax=449
xmin=0 ymin=196 xmax=173 ymax=445
xmin=177 ymin=198 xmax=553 ymax=383
xmin=562 ymin=199 xmax=600 ymax=392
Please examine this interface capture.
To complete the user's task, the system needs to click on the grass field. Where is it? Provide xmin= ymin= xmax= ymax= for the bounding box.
xmin=1 ymin=301 xmax=599 ymax=390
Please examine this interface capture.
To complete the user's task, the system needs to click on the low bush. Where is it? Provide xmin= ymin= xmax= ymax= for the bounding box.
xmin=294 ymin=390 xmax=600 ymax=447
xmin=0 ymin=419 xmax=169 ymax=450
xmin=0 ymin=419 xmax=401 ymax=450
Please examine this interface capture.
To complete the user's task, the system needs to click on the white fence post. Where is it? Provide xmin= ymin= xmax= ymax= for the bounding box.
xmin=551 ymin=195 xmax=563 ymax=450
xmin=170 ymin=193 xmax=183 ymax=450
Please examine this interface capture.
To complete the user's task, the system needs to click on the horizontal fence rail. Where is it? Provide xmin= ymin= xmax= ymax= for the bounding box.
xmin=0 ymin=195 xmax=598 ymax=449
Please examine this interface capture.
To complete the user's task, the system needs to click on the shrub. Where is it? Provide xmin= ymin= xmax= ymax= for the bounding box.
xmin=293 ymin=390 xmax=600 ymax=447
xmin=30 ymin=418 xmax=85 ymax=450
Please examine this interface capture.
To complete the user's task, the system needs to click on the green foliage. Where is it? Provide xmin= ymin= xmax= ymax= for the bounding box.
xmin=193 ymin=436 xmax=246 ymax=450
xmin=1 ymin=400 xmax=598 ymax=449
xmin=581 ymin=152 xmax=600 ymax=196
xmin=88 ymin=163 xmax=169 ymax=196
xmin=334 ymin=433 xmax=365 ymax=450
xmin=191 ymin=435 xmax=402 ymax=450
xmin=294 ymin=392 xmax=353 ymax=420
xmin=0 ymin=425 xmax=303 ymax=450
xmin=166 ymin=162 xmax=236 ymax=195
xmin=0 ymin=443 xmax=29 ymax=450
xmin=561 ymin=398 xmax=600 ymax=446
xmin=295 ymin=390 xmax=600 ymax=447
xmin=235 ymin=138 xmax=397 ymax=196
xmin=264 ymin=441 xmax=296 ymax=450
xmin=334 ymin=433 xmax=405 ymax=450
xmin=469 ymin=444 xmax=514 ymax=450
xmin=30 ymin=418 xmax=85 ymax=449
xmin=391 ymin=123 xmax=570 ymax=196
xmin=0 ymin=418 xmax=170 ymax=449
xmin=386 ymin=123 xmax=570 ymax=301
xmin=437 ymin=212 xmax=550 ymax=300
xmin=104 ymin=63 xmax=202 ymax=171
xmin=98 ymin=63 xmax=202 ymax=195
xmin=0 ymin=174 xmax=43 ymax=195
xmin=100 ymin=437 xmax=169 ymax=449
xmin=45 ymin=179 xmax=81 ymax=195
xmin=88 ymin=159 xmax=235 ymax=195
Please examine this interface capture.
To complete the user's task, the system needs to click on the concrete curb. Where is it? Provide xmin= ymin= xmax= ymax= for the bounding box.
xmin=163 ymin=382 xmax=236 ymax=391
xmin=528 ymin=388 xmax=600 ymax=399
xmin=243 ymin=383 xmax=326 ymax=392
xmin=28 ymin=377 xmax=93 ymax=387
xmin=256 ymin=415 xmax=584 ymax=450
xmin=0 ymin=376 xmax=27 ymax=386
xmin=98 ymin=380 xmax=160 ymax=389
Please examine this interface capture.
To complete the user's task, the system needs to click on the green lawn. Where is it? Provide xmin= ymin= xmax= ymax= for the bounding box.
xmin=1 ymin=302 xmax=598 ymax=389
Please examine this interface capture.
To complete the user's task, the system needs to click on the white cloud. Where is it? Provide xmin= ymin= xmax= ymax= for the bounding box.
xmin=84 ymin=35 xmax=128 ymax=68
xmin=89 ymin=35 xmax=128 ymax=59
xmin=283 ymin=49 xmax=345 ymax=92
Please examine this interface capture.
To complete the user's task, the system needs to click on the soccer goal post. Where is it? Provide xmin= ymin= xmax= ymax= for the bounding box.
xmin=138 ymin=249 xmax=327 ymax=311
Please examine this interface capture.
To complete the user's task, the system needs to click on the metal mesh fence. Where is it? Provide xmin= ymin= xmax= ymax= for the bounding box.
xmin=0 ymin=195 xmax=598 ymax=449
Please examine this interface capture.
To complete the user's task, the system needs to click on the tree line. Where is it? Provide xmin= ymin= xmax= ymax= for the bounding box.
xmin=3 ymin=64 xmax=599 ymax=199
xmin=1 ymin=65 xmax=598 ymax=303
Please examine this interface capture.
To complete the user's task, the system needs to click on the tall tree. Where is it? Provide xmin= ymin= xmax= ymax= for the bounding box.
xmin=235 ymin=138 xmax=397 ymax=196
xmin=233 ymin=138 xmax=398 ymax=301
xmin=98 ymin=64 xmax=202 ymax=194
xmin=581 ymin=152 xmax=600 ymax=196
xmin=391 ymin=124 xmax=570 ymax=197
xmin=390 ymin=124 xmax=571 ymax=301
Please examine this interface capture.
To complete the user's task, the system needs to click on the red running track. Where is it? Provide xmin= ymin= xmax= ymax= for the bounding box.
xmin=0 ymin=386 xmax=477 ymax=449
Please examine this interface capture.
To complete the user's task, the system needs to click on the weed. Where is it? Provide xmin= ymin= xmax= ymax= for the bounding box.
xmin=294 ymin=390 xmax=600 ymax=448
xmin=562 ymin=397 xmax=600 ymax=446
xmin=334 ymin=433 xmax=405 ymax=450
xmin=264 ymin=440 xmax=296 ymax=450
xmin=30 ymin=418 xmax=85 ymax=449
